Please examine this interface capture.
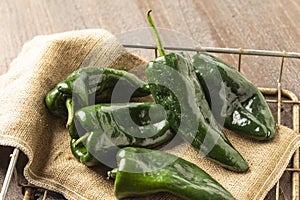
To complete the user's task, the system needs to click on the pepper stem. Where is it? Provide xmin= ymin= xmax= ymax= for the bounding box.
xmin=107 ymin=168 xmax=118 ymax=180
xmin=73 ymin=132 xmax=90 ymax=147
xmin=147 ymin=10 xmax=165 ymax=57
xmin=65 ymin=98 xmax=74 ymax=128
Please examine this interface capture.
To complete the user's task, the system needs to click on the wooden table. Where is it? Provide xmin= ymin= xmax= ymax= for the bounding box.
xmin=0 ymin=1 xmax=299 ymax=199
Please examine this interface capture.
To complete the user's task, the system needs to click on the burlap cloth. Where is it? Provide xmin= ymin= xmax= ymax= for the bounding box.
xmin=0 ymin=29 xmax=300 ymax=200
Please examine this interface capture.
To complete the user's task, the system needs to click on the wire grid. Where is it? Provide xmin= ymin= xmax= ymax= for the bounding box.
xmin=123 ymin=44 xmax=300 ymax=200
xmin=0 ymin=45 xmax=300 ymax=200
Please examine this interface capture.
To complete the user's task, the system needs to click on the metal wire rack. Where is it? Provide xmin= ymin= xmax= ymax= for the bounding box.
xmin=0 ymin=45 xmax=300 ymax=200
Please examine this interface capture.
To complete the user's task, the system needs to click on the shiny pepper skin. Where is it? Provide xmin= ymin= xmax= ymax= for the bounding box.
xmin=72 ymin=102 xmax=173 ymax=167
xmin=45 ymin=67 xmax=150 ymax=118
xmin=192 ymin=53 xmax=276 ymax=140
xmin=109 ymin=147 xmax=235 ymax=200
xmin=146 ymin=52 xmax=249 ymax=172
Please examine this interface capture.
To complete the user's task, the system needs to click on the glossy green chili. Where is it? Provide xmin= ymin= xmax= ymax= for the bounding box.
xmin=70 ymin=138 xmax=99 ymax=167
xmin=145 ymin=11 xmax=248 ymax=172
xmin=109 ymin=147 xmax=235 ymax=200
xmin=72 ymin=102 xmax=174 ymax=167
xmin=192 ymin=53 xmax=276 ymax=140
xmin=45 ymin=66 xmax=150 ymax=119
xmin=45 ymin=87 xmax=69 ymax=117
xmin=45 ymin=66 xmax=151 ymax=138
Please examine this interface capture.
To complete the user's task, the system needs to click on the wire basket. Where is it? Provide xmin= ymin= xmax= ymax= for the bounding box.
xmin=1 ymin=45 xmax=300 ymax=200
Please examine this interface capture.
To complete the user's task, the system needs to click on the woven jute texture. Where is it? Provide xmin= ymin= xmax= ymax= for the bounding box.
xmin=0 ymin=29 xmax=300 ymax=200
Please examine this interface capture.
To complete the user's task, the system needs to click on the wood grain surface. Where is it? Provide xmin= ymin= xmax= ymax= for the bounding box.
xmin=0 ymin=0 xmax=299 ymax=199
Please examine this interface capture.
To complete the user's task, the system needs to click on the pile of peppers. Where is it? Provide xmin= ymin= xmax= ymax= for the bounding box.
xmin=45 ymin=10 xmax=276 ymax=200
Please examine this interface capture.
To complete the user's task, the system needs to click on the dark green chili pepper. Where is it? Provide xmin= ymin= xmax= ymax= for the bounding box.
xmin=45 ymin=66 xmax=150 ymax=134
xmin=57 ymin=67 xmax=150 ymax=106
xmin=70 ymin=138 xmax=99 ymax=167
xmin=145 ymin=10 xmax=248 ymax=172
xmin=73 ymin=102 xmax=174 ymax=167
xmin=192 ymin=53 xmax=276 ymax=140
xmin=108 ymin=147 xmax=235 ymax=200
xmin=45 ymin=67 xmax=150 ymax=117
xmin=45 ymin=87 xmax=69 ymax=117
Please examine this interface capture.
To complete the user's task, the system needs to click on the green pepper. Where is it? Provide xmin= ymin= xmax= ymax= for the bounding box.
xmin=45 ymin=87 xmax=69 ymax=117
xmin=145 ymin=11 xmax=248 ymax=172
xmin=70 ymin=139 xmax=99 ymax=167
xmin=192 ymin=53 xmax=276 ymax=140
xmin=108 ymin=147 xmax=235 ymax=200
xmin=45 ymin=66 xmax=150 ymax=120
xmin=72 ymin=102 xmax=174 ymax=167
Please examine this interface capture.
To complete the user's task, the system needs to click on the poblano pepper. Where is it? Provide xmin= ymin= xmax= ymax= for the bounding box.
xmin=45 ymin=66 xmax=150 ymax=127
xmin=108 ymin=147 xmax=235 ymax=200
xmin=145 ymin=11 xmax=248 ymax=172
xmin=70 ymin=139 xmax=98 ymax=167
xmin=192 ymin=53 xmax=276 ymax=140
xmin=71 ymin=102 xmax=173 ymax=167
